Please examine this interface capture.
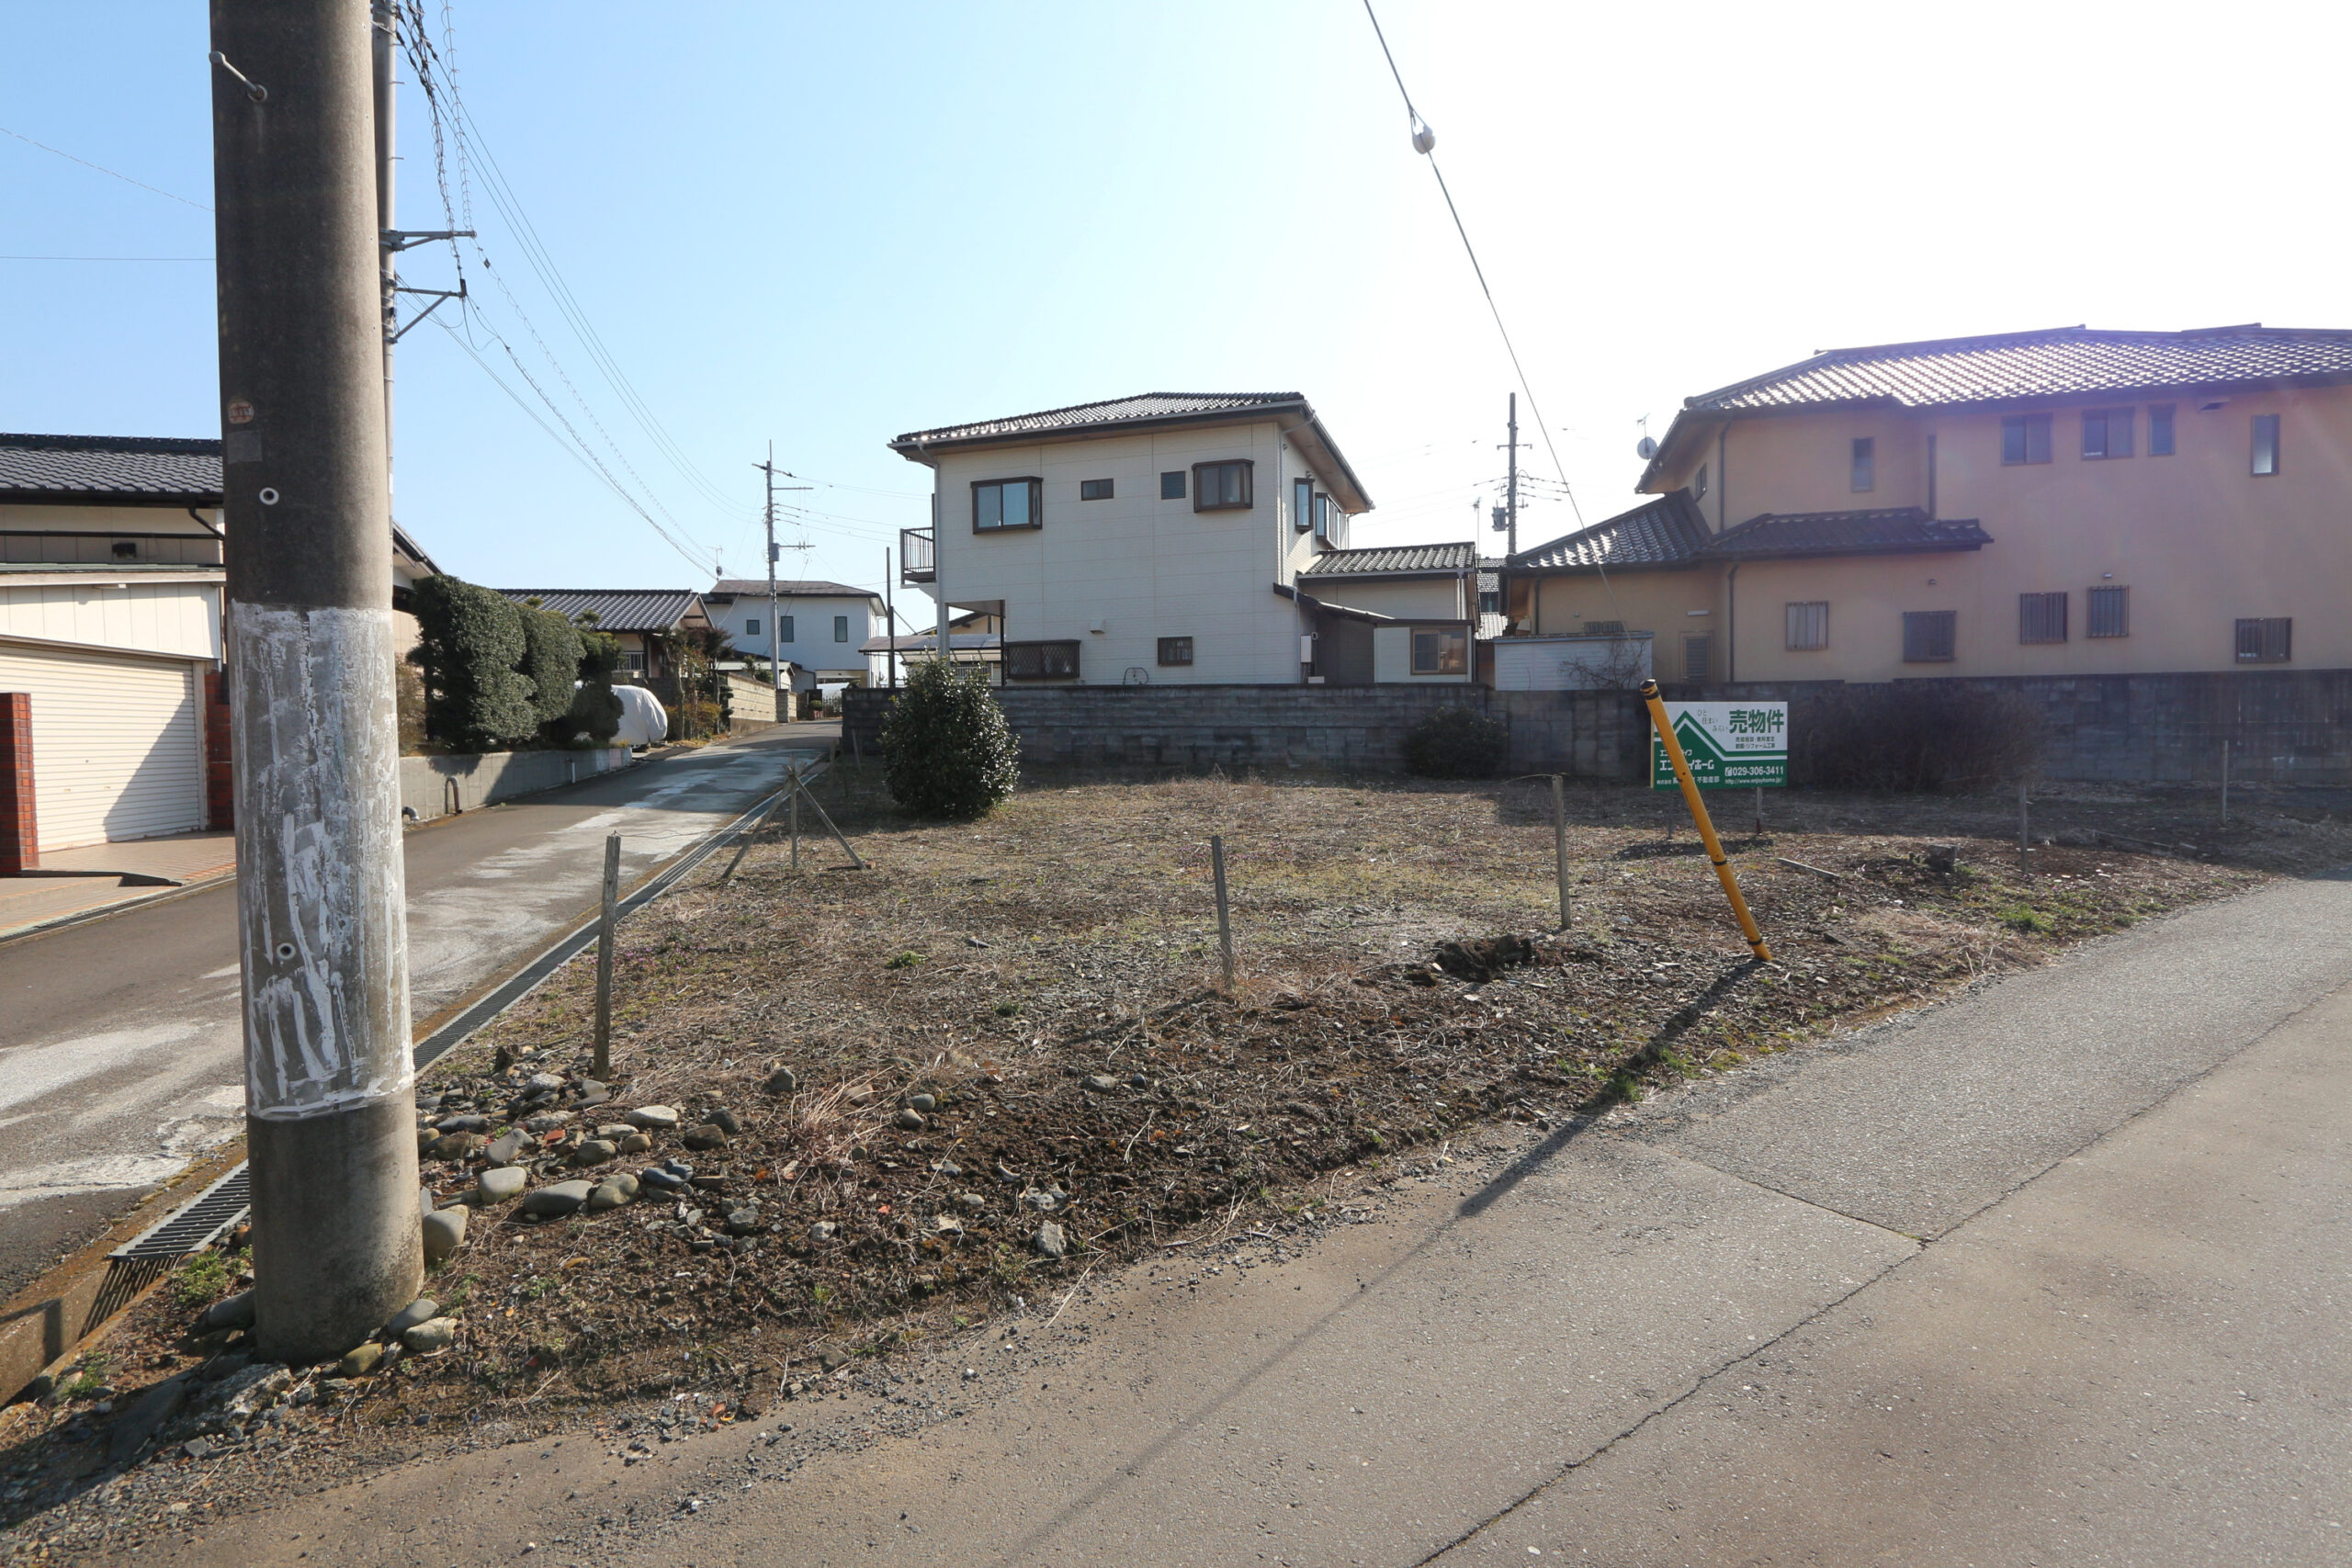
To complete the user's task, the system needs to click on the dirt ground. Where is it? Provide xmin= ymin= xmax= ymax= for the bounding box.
xmin=6 ymin=765 xmax=2339 ymax=1560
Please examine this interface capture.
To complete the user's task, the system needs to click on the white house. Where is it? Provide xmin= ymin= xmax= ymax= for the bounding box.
xmin=887 ymin=391 xmax=1479 ymax=686
xmin=702 ymin=579 xmax=882 ymax=694
xmin=0 ymin=433 xmax=437 ymax=855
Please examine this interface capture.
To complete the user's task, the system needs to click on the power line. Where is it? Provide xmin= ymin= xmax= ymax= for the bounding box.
xmin=0 ymin=124 xmax=211 ymax=211
xmin=1359 ymin=1 xmax=1585 ymax=533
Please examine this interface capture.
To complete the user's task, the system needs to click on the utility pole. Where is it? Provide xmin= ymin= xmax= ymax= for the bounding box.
xmin=884 ymin=547 xmax=898 ymax=690
xmin=371 ymin=2 xmax=468 ymax=511
xmin=210 ymin=0 xmax=421 ymax=1362
xmin=1506 ymin=391 xmax=1521 ymax=559
xmin=752 ymin=449 xmax=810 ymax=721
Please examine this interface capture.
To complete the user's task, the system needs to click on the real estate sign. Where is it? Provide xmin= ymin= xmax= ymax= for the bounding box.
xmin=1650 ymin=701 xmax=1789 ymax=789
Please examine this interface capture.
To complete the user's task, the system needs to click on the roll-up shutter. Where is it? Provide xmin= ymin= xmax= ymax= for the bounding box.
xmin=0 ymin=641 xmax=205 ymax=850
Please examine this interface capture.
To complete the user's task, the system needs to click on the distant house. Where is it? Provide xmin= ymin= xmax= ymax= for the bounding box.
xmin=888 ymin=391 xmax=1497 ymax=686
xmin=700 ymin=579 xmax=881 ymax=695
xmin=494 ymin=589 xmax=712 ymax=679
xmin=0 ymin=433 xmax=435 ymax=853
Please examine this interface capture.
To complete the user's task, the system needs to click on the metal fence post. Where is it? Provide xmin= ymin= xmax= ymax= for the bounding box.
xmin=1551 ymin=774 xmax=1570 ymax=931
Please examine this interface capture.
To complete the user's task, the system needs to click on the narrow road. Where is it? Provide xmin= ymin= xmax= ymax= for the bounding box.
xmin=119 ymin=866 xmax=2352 ymax=1568
xmin=0 ymin=725 xmax=834 ymax=1303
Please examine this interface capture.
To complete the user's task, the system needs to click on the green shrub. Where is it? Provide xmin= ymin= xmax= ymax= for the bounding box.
xmin=1403 ymin=705 xmax=1508 ymax=779
xmin=566 ymin=628 xmax=624 ymax=745
xmin=411 ymin=576 xmax=536 ymax=752
xmin=1793 ymin=682 xmax=2042 ymax=792
xmin=516 ymin=605 xmax=585 ymax=742
xmin=880 ymin=660 xmax=1020 ymax=819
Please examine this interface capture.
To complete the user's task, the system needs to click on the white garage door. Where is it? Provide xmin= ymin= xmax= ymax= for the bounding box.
xmin=0 ymin=641 xmax=206 ymax=851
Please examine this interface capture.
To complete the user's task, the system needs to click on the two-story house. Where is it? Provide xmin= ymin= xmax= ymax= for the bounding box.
xmin=1 ymin=433 xmax=436 ymax=855
xmin=888 ymin=392 xmax=1472 ymax=686
xmin=701 ymin=578 xmax=882 ymax=695
xmin=1504 ymin=324 xmax=2352 ymax=686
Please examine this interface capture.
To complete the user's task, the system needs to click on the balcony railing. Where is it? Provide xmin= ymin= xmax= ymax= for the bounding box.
xmin=899 ymin=526 xmax=934 ymax=584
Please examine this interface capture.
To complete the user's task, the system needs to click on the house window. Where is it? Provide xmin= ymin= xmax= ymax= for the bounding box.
xmin=2149 ymin=404 xmax=2176 ymax=457
xmin=2234 ymin=616 xmax=2291 ymax=662
xmin=1160 ymin=470 xmax=1186 ymax=500
xmin=973 ymin=477 xmax=1041 ymax=531
xmin=1681 ymin=634 xmax=1713 ymax=682
xmin=1694 ymin=463 xmax=1709 ymax=501
xmin=779 ymin=615 xmax=794 ymax=643
xmin=1409 ymin=627 xmax=1468 ymax=675
xmin=1157 ymin=636 xmax=1193 ymax=667
xmin=1293 ymin=477 xmax=1313 ymax=532
xmin=2251 ymin=413 xmax=2280 ymax=476
xmin=833 ymin=615 xmax=849 ymax=643
xmin=1004 ymin=639 xmax=1080 ymax=680
xmin=1080 ymin=478 xmax=1114 ymax=501
xmin=2001 ymin=413 xmax=2053 ymax=465
xmin=1850 ymin=437 xmax=1875 ymax=492
xmin=745 ymin=617 xmax=761 ymax=637
xmin=2019 ymin=592 xmax=2069 ymax=644
xmin=2087 ymin=586 xmax=2130 ymax=637
xmin=1313 ymin=493 xmax=1332 ymax=541
xmin=1193 ymin=459 xmax=1253 ymax=512
xmin=1903 ymin=610 xmax=1957 ymax=662
xmin=2081 ymin=407 xmax=2135 ymax=459
xmin=1785 ymin=601 xmax=1828 ymax=650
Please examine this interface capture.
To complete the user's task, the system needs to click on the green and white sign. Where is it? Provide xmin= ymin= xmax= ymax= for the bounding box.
xmin=1651 ymin=701 xmax=1789 ymax=789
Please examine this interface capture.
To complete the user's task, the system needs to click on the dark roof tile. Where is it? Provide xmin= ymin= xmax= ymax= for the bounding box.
xmin=497 ymin=589 xmax=708 ymax=633
xmin=1510 ymin=491 xmax=1712 ymax=572
xmin=0 ymin=433 xmax=222 ymax=503
xmin=891 ymin=392 xmax=1304 ymax=447
xmin=1688 ymin=324 xmax=2352 ymax=412
xmin=1700 ymin=509 xmax=1991 ymax=559
xmin=706 ymin=578 xmax=876 ymax=600
xmin=1298 ymin=541 xmax=1478 ymax=577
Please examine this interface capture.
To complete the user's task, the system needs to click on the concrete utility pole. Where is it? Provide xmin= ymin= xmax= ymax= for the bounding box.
xmin=1505 ymin=391 xmax=1520 ymax=559
xmin=371 ymin=0 xmax=468 ymax=511
xmin=884 ymin=547 xmax=899 ymax=689
xmin=210 ymin=0 xmax=423 ymax=1362
xmin=752 ymin=447 xmax=810 ymax=721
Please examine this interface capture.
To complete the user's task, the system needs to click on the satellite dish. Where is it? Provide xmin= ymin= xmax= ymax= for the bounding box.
xmin=1410 ymin=117 xmax=1435 ymax=155
xmin=1635 ymin=435 xmax=1657 ymax=460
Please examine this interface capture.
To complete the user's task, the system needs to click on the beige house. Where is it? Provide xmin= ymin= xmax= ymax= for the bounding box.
xmin=888 ymin=392 xmax=1474 ymax=685
xmin=1508 ymin=323 xmax=2352 ymax=684
xmin=0 ymin=433 xmax=435 ymax=851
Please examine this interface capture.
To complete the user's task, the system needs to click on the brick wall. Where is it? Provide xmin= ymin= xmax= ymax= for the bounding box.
xmin=0 ymin=692 xmax=34 ymax=873
xmin=203 ymin=670 xmax=234 ymax=830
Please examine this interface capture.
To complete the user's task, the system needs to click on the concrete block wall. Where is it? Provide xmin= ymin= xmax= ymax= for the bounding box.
xmin=399 ymin=745 xmax=635 ymax=824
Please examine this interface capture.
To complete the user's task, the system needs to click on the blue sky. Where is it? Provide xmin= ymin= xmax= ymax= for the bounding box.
xmin=6 ymin=2 xmax=2348 ymax=609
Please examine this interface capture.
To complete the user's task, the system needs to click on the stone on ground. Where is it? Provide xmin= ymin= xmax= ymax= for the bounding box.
xmin=422 ymin=1205 xmax=468 ymax=1264
xmin=386 ymin=1297 xmax=438 ymax=1337
xmin=521 ymin=1179 xmax=594 ymax=1216
xmin=627 ymin=1104 xmax=680 ymax=1129
xmin=587 ymin=1174 xmax=639 ymax=1212
xmin=334 ymin=1342 xmax=385 ymax=1378
xmin=401 ymin=1316 xmax=458 ymax=1353
xmin=1034 ymin=1221 xmax=1068 ymax=1258
xmin=475 ymin=1166 xmax=528 ymax=1203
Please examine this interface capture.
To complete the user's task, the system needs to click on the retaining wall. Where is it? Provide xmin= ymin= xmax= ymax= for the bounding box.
xmin=400 ymin=745 xmax=635 ymax=823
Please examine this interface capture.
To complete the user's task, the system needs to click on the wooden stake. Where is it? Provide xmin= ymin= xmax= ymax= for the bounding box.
xmin=2018 ymin=778 xmax=2031 ymax=877
xmin=1210 ymin=834 xmax=1236 ymax=989
xmin=1551 ymin=774 xmax=1571 ymax=931
xmin=594 ymin=831 xmax=620 ymax=1078
xmin=790 ymin=761 xmax=802 ymax=872
xmin=2221 ymin=738 xmax=2231 ymax=829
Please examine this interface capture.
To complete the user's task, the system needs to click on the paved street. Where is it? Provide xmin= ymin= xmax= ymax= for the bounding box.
xmin=120 ymin=866 xmax=2352 ymax=1568
xmin=0 ymin=726 xmax=834 ymax=1303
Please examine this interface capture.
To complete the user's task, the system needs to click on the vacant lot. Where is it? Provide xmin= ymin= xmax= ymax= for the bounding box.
xmin=11 ymin=767 xmax=2338 ymax=1556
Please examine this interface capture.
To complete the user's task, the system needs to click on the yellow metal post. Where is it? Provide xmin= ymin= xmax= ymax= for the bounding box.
xmin=1642 ymin=680 xmax=1772 ymax=963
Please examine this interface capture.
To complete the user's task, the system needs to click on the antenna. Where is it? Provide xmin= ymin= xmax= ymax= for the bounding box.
xmin=1635 ymin=415 xmax=1657 ymax=461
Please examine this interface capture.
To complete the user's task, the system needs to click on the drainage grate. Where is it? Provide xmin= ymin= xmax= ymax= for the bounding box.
xmin=108 ymin=1163 xmax=251 ymax=1262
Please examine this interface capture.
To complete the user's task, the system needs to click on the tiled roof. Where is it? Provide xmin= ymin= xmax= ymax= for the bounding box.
xmin=0 ymin=433 xmax=445 ymax=571
xmin=497 ymin=589 xmax=707 ymax=633
xmin=1510 ymin=491 xmax=1712 ymax=572
xmin=0 ymin=433 xmax=223 ymax=503
xmin=1701 ymin=509 xmax=1991 ymax=559
xmin=891 ymin=392 xmax=1304 ymax=448
xmin=1299 ymin=541 xmax=1479 ymax=577
xmin=1687 ymin=324 xmax=2352 ymax=412
xmin=706 ymin=578 xmax=876 ymax=601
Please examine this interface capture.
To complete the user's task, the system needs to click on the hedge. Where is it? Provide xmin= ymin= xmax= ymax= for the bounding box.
xmin=410 ymin=576 xmax=537 ymax=752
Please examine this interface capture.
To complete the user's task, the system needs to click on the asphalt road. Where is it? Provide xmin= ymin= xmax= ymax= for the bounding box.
xmin=0 ymin=726 xmax=833 ymax=1303
xmin=119 ymin=865 xmax=2352 ymax=1568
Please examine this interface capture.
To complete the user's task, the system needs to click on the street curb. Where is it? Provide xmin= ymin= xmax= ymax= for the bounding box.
xmin=0 ymin=866 xmax=239 ymax=950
